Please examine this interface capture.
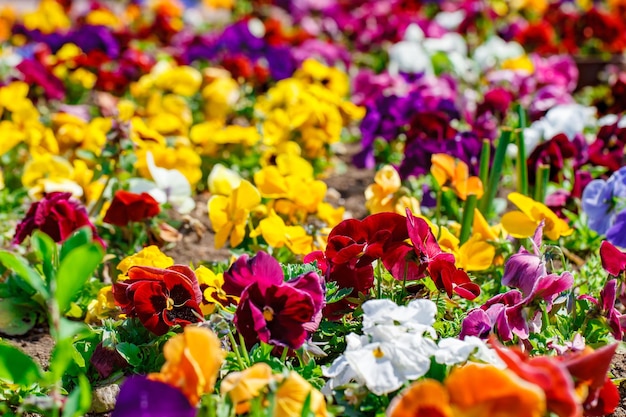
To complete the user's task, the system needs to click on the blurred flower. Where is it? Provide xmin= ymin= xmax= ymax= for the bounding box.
xmin=582 ymin=166 xmax=626 ymax=236
xmin=599 ymin=240 xmax=626 ymax=275
xmin=103 ymin=190 xmax=160 ymax=227
xmin=111 ymin=375 xmax=196 ymax=417
xmin=149 ymin=326 xmax=225 ymax=406
xmin=207 ymin=164 xmax=242 ymax=197
xmin=113 ymin=265 xmax=203 ymax=335
xmin=275 ymin=371 xmax=328 ymax=417
xmin=13 ymin=192 xmax=102 ymax=246
xmin=208 ymin=180 xmax=261 ymax=249
xmin=221 ymin=363 xmax=274 ymax=414
xmin=579 ymin=279 xmax=625 ymax=339
xmin=387 ymin=363 xmax=546 ymax=417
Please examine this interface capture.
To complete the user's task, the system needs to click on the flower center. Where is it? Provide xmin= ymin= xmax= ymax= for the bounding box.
xmin=373 ymin=346 xmax=384 ymax=358
xmin=166 ymin=297 xmax=175 ymax=311
xmin=263 ymin=306 xmax=275 ymax=322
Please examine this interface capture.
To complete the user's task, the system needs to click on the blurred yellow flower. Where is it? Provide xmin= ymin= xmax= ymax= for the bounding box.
xmin=365 ymin=164 xmax=420 ymax=215
xmin=275 ymin=371 xmax=328 ymax=417
xmin=23 ymin=0 xmax=70 ymax=34
xmin=201 ymin=73 xmax=240 ymax=121
xmin=221 ymin=363 xmax=274 ymax=414
xmin=294 ymin=58 xmax=349 ymax=97
xmin=208 ymin=180 xmax=261 ymax=249
xmin=150 ymin=326 xmax=225 ymax=406
xmin=154 ymin=65 xmax=202 ymax=97
xmin=502 ymin=55 xmax=534 ymax=74
xmin=207 ymin=163 xmax=242 ymax=196
xmin=135 ymin=143 xmax=203 ymax=187
xmin=502 ymin=192 xmax=572 ymax=241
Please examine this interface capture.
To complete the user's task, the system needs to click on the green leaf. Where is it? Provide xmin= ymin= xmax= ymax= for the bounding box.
xmin=0 ymin=298 xmax=38 ymax=336
xmin=55 ymin=243 xmax=103 ymax=313
xmin=0 ymin=342 xmax=42 ymax=385
xmin=47 ymin=339 xmax=75 ymax=384
xmin=116 ymin=342 xmax=142 ymax=367
xmin=62 ymin=374 xmax=91 ymax=417
xmin=60 ymin=228 xmax=93 ymax=262
xmin=30 ymin=231 xmax=58 ymax=284
xmin=0 ymin=251 xmax=49 ymax=299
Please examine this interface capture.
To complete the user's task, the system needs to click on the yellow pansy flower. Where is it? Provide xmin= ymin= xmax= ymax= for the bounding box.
xmin=201 ymin=72 xmax=240 ymax=121
xmin=208 ymin=180 xmax=262 ymax=249
xmin=69 ymin=68 xmax=97 ymax=89
xmin=457 ymin=234 xmax=496 ymax=271
xmin=207 ymin=163 xmax=242 ymax=196
xmin=502 ymin=55 xmax=534 ymax=74
xmin=22 ymin=0 xmax=70 ymax=34
xmin=130 ymin=117 xmax=166 ymax=146
xmin=85 ymin=9 xmax=121 ymax=29
xmin=501 ymin=192 xmax=573 ymax=241
xmin=275 ymin=372 xmax=328 ymax=417
xmin=135 ymin=143 xmax=202 ymax=187
xmin=84 ymin=285 xmax=117 ymax=324
xmin=294 ymin=58 xmax=349 ymax=97
xmin=117 ymin=246 xmax=174 ymax=279
xmin=316 ymin=202 xmax=345 ymax=229
xmin=221 ymin=363 xmax=274 ymax=414
xmin=0 ymin=120 xmax=25 ymax=155
xmin=251 ymin=210 xmax=313 ymax=255
xmin=195 ymin=266 xmax=239 ymax=315
xmin=153 ymin=65 xmax=202 ymax=97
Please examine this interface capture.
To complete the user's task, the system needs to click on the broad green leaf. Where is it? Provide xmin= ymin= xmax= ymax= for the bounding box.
xmin=0 ymin=251 xmax=49 ymax=299
xmin=116 ymin=342 xmax=142 ymax=367
xmin=0 ymin=298 xmax=38 ymax=336
xmin=55 ymin=243 xmax=103 ymax=313
xmin=31 ymin=231 xmax=57 ymax=284
xmin=0 ymin=342 xmax=42 ymax=386
xmin=47 ymin=339 xmax=74 ymax=384
xmin=60 ymin=228 xmax=93 ymax=262
xmin=62 ymin=374 xmax=91 ymax=417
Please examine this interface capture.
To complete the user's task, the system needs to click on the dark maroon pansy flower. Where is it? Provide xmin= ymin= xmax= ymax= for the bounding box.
xmin=103 ymin=190 xmax=160 ymax=227
xmin=13 ymin=192 xmax=103 ymax=246
xmin=222 ymin=251 xmax=284 ymax=297
xmin=90 ymin=342 xmax=129 ymax=379
xmin=405 ymin=209 xmax=455 ymax=277
xmin=526 ymin=133 xmax=578 ymax=185
xmin=427 ymin=256 xmax=480 ymax=300
xmin=587 ymin=123 xmax=626 ymax=173
xmin=113 ymin=265 xmax=203 ymax=336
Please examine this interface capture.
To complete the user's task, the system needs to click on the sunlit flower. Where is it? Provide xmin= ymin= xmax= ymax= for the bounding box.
xmin=207 ymin=163 xmax=242 ymax=196
xmin=251 ymin=210 xmax=313 ymax=255
xmin=502 ymin=192 xmax=572 ymax=240
xmin=456 ymin=234 xmax=496 ymax=271
xmin=220 ymin=363 xmax=274 ymax=414
xmin=195 ymin=266 xmax=239 ymax=315
xmin=85 ymin=285 xmax=117 ymax=324
xmin=113 ymin=265 xmax=203 ymax=335
xmin=135 ymin=144 xmax=202 ymax=188
xmin=103 ymin=190 xmax=160 ymax=227
xmin=208 ymin=180 xmax=261 ymax=249
xmin=117 ymin=245 xmax=174 ymax=279
xmin=149 ymin=326 xmax=225 ymax=406
xmin=431 ymin=154 xmax=484 ymax=200
xmin=275 ymin=371 xmax=328 ymax=417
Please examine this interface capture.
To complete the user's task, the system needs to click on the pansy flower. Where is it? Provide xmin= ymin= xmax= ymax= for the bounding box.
xmin=194 ymin=266 xmax=238 ymax=316
xmin=599 ymin=240 xmax=626 ymax=276
xmin=502 ymin=192 xmax=572 ymax=241
xmin=579 ymin=279 xmax=625 ymax=340
xmin=582 ymin=166 xmax=626 ymax=237
xmin=224 ymin=251 xmax=325 ymax=349
xmin=431 ymin=153 xmax=484 ymax=200
xmin=208 ymin=180 xmax=261 ymax=249
xmin=103 ymin=190 xmax=160 ymax=227
xmin=113 ymin=265 xmax=203 ymax=335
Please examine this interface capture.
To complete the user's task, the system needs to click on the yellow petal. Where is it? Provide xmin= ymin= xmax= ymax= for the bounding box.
xmin=458 ymin=235 xmax=496 ymax=271
xmin=501 ymin=211 xmax=539 ymax=239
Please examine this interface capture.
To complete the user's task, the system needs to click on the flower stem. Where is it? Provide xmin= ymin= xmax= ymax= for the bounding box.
xmin=479 ymin=128 xmax=512 ymax=218
xmin=478 ymin=139 xmax=491 ymax=191
xmin=238 ymin=333 xmax=251 ymax=365
xmin=227 ymin=328 xmax=246 ymax=370
xmin=376 ymin=260 xmax=383 ymax=299
xmin=459 ymin=194 xmax=478 ymax=244
xmin=280 ymin=346 xmax=289 ymax=363
xmin=516 ymin=105 xmax=528 ymax=196
xmin=534 ymin=164 xmax=550 ymax=203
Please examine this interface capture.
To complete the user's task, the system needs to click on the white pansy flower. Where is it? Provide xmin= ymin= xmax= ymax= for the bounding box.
xmin=129 ymin=152 xmax=195 ymax=214
xmin=388 ymin=24 xmax=433 ymax=76
xmin=362 ymin=298 xmax=437 ymax=337
xmin=435 ymin=336 xmax=503 ymax=367
xmin=473 ymin=36 xmax=525 ymax=70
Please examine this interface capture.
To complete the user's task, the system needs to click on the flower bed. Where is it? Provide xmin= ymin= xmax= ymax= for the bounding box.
xmin=1 ymin=0 xmax=626 ymax=416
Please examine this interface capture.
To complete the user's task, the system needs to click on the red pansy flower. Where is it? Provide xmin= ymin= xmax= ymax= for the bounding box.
xmin=427 ymin=256 xmax=480 ymax=300
xmin=113 ymin=265 xmax=203 ymax=336
xmin=599 ymin=240 xmax=626 ymax=276
xmin=13 ymin=192 xmax=103 ymax=246
xmin=104 ymin=190 xmax=161 ymax=227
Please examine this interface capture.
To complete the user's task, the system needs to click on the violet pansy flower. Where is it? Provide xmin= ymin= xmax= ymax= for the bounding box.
xmin=582 ymin=166 xmax=626 ymax=236
xmin=112 ymin=376 xmax=197 ymax=417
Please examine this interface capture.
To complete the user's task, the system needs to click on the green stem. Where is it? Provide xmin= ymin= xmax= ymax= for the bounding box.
xmin=398 ymin=261 xmax=408 ymax=305
xmin=534 ymin=164 xmax=550 ymax=203
xmin=280 ymin=346 xmax=289 ymax=363
xmin=227 ymin=329 xmax=246 ymax=370
xmin=478 ymin=139 xmax=491 ymax=192
xmin=435 ymin=190 xmax=442 ymax=234
xmin=479 ymin=128 xmax=512 ymax=218
xmin=376 ymin=260 xmax=383 ymax=299
xmin=238 ymin=333 xmax=251 ymax=366
xmin=459 ymin=195 xmax=478 ymax=244
xmin=516 ymin=105 xmax=528 ymax=196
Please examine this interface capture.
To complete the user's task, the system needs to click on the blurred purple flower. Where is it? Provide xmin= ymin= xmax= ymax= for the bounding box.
xmin=111 ymin=376 xmax=196 ymax=417
xmin=582 ymin=166 xmax=626 ymax=235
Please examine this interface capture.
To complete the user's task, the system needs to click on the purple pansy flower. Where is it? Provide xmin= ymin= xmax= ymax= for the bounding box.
xmin=579 ymin=280 xmax=625 ymax=340
xmin=582 ymin=166 xmax=626 ymax=236
xmin=111 ymin=376 xmax=196 ymax=417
